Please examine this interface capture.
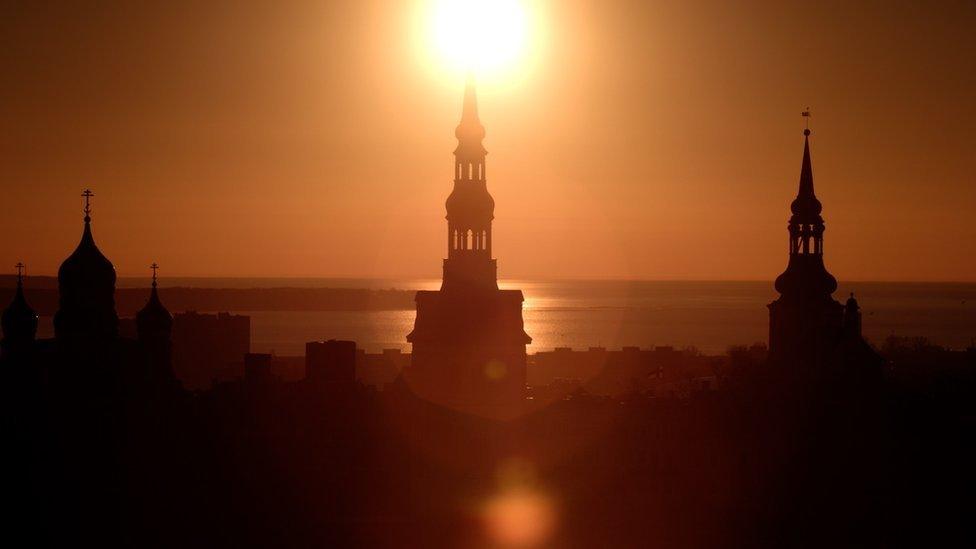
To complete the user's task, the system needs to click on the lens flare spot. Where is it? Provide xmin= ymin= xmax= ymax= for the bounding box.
xmin=485 ymin=359 xmax=508 ymax=380
xmin=483 ymin=488 xmax=556 ymax=548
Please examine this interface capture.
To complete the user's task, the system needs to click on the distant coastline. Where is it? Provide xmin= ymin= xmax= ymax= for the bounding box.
xmin=0 ymin=280 xmax=416 ymax=315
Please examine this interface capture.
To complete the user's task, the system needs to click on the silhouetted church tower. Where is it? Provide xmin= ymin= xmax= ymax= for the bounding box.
xmin=768 ymin=127 xmax=843 ymax=367
xmin=405 ymin=77 xmax=531 ymax=415
xmin=137 ymin=262 xmax=174 ymax=381
xmin=54 ymin=189 xmax=119 ymax=342
xmin=766 ymin=119 xmax=888 ymax=382
xmin=444 ymin=76 xmax=496 ymax=291
xmin=1 ymin=263 xmax=38 ymax=358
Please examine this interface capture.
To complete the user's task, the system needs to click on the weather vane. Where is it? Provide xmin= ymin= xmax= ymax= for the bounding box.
xmin=150 ymin=262 xmax=160 ymax=287
xmin=82 ymin=189 xmax=95 ymax=219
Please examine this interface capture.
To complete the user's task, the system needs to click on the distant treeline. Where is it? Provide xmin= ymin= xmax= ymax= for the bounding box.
xmin=0 ymin=283 xmax=416 ymax=315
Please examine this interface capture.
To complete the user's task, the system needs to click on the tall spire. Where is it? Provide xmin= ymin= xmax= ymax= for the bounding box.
xmin=461 ymin=73 xmax=480 ymax=123
xmin=773 ymin=119 xmax=837 ymax=298
xmin=790 ymin=128 xmax=823 ymax=221
xmin=454 ymin=74 xmax=487 ymax=159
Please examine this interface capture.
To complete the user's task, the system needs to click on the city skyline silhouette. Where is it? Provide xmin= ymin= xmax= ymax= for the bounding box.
xmin=1 ymin=3 xmax=974 ymax=548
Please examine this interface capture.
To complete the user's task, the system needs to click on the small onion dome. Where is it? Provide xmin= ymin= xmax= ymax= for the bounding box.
xmin=58 ymin=217 xmax=117 ymax=297
xmin=845 ymin=292 xmax=860 ymax=311
xmin=446 ymin=184 xmax=495 ymax=222
xmin=2 ymin=273 xmax=38 ymax=344
xmin=136 ymin=277 xmax=172 ymax=339
xmin=790 ymin=129 xmax=823 ymax=221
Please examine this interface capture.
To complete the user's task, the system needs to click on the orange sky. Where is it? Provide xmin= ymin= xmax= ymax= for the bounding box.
xmin=1 ymin=1 xmax=974 ymax=281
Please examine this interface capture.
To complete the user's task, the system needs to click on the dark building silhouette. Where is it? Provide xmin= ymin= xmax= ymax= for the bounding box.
xmin=768 ymin=127 xmax=882 ymax=376
xmin=306 ymin=339 xmax=357 ymax=387
xmin=136 ymin=263 xmax=176 ymax=386
xmin=244 ymin=352 xmax=274 ymax=384
xmin=1 ymin=263 xmax=38 ymax=359
xmin=356 ymin=348 xmax=409 ymax=388
xmin=405 ymin=77 xmax=531 ymax=415
xmin=171 ymin=310 xmax=250 ymax=389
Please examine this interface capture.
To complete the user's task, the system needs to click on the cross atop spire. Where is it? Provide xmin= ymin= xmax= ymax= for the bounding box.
xmin=802 ymin=107 xmax=812 ymax=133
xmin=15 ymin=262 xmax=25 ymax=285
xmin=82 ymin=189 xmax=94 ymax=222
xmin=150 ymin=262 xmax=159 ymax=288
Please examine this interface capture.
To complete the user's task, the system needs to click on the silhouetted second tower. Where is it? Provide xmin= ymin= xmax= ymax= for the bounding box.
xmin=766 ymin=124 xmax=884 ymax=381
xmin=1 ymin=263 xmax=38 ymax=358
xmin=768 ymin=128 xmax=843 ymax=367
xmin=136 ymin=262 xmax=175 ymax=383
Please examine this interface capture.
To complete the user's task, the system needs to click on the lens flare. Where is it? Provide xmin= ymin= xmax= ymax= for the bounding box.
xmin=481 ymin=459 xmax=557 ymax=548
xmin=483 ymin=489 xmax=556 ymax=548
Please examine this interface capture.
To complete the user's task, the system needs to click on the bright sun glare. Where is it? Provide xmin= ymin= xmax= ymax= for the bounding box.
xmin=428 ymin=0 xmax=531 ymax=79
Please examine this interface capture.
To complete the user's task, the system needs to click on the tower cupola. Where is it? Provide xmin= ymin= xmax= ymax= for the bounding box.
xmin=442 ymin=76 xmax=498 ymax=291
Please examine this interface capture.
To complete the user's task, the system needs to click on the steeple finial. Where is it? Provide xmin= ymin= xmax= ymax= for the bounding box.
xmin=150 ymin=262 xmax=159 ymax=288
xmin=462 ymin=72 xmax=479 ymax=123
xmin=82 ymin=189 xmax=94 ymax=223
xmin=454 ymin=74 xmax=487 ymax=158
xmin=790 ymin=110 xmax=821 ymax=220
xmin=15 ymin=262 xmax=25 ymax=287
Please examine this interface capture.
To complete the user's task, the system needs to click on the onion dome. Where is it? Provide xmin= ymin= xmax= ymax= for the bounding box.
xmin=789 ymin=129 xmax=823 ymax=223
xmin=53 ymin=190 xmax=119 ymax=339
xmin=58 ymin=215 xmax=117 ymax=289
xmin=774 ymin=255 xmax=838 ymax=297
xmin=2 ymin=264 xmax=38 ymax=345
xmin=446 ymin=185 xmax=495 ymax=221
xmin=136 ymin=263 xmax=173 ymax=340
xmin=845 ymin=292 xmax=859 ymax=312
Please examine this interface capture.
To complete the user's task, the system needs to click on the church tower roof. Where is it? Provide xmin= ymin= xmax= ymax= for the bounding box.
xmin=442 ymin=76 xmax=498 ymax=292
xmin=58 ymin=189 xmax=117 ymax=291
xmin=2 ymin=263 xmax=38 ymax=346
xmin=773 ymin=125 xmax=837 ymax=299
xmin=790 ymin=128 xmax=824 ymax=223
xmin=54 ymin=189 xmax=119 ymax=340
xmin=136 ymin=263 xmax=173 ymax=339
xmin=453 ymin=74 xmax=488 ymax=158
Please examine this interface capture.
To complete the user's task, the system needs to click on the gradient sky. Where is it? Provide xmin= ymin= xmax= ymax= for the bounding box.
xmin=1 ymin=1 xmax=974 ymax=281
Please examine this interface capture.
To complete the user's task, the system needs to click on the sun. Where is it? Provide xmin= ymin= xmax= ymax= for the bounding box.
xmin=426 ymin=0 xmax=532 ymax=80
